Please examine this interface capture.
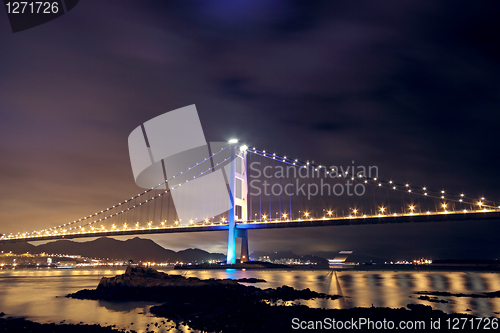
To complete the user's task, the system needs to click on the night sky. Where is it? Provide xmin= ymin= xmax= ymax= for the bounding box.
xmin=1 ymin=1 xmax=499 ymax=262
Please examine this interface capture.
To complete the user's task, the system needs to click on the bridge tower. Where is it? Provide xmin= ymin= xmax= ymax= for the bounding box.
xmin=226 ymin=140 xmax=249 ymax=264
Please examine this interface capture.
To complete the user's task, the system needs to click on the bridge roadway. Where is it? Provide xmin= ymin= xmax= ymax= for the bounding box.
xmin=2 ymin=210 xmax=500 ymax=244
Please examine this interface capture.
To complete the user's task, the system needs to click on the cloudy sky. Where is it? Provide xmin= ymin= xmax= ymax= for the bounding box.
xmin=1 ymin=1 xmax=499 ymax=261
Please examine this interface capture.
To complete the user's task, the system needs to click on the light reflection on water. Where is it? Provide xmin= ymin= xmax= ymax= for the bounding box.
xmin=179 ymin=268 xmax=500 ymax=317
xmin=0 ymin=267 xmax=499 ymax=332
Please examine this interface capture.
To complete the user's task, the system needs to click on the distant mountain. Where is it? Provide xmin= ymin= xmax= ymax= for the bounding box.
xmin=176 ymin=248 xmax=225 ymax=263
xmin=0 ymin=241 xmax=36 ymax=254
xmin=0 ymin=237 xmax=225 ymax=263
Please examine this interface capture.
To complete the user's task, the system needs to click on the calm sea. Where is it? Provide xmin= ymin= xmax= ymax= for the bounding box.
xmin=0 ymin=267 xmax=499 ymax=332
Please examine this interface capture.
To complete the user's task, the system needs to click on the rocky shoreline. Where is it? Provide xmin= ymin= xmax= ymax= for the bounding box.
xmin=0 ymin=312 xmax=121 ymax=333
xmin=63 ymin=267 xmax=492 ymax=332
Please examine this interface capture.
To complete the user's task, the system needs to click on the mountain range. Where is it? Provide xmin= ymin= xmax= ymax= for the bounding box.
xmin=0 ymin=237 xmax=226 ymax=263
xmin=0 ymin=237 xmax=332 ymax=264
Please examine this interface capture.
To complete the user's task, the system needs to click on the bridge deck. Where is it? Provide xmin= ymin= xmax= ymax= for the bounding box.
xmin=2 ymin=210 xmax=499 ymax=244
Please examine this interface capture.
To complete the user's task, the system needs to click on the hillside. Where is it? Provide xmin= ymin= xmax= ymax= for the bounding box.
xmin=0 ymin=237 xmax=225 ymax=263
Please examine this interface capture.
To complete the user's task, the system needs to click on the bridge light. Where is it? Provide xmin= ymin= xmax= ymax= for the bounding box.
xmin=442 ymin=203 xmax=447 ymax=209
xmin=477 ymin=202 xmax=482 ymax=207
xmin=379 ymin=207 xmax=385 ymax=213
xmin=262 ymin=215 xmax=267 ymax=220
xmin=239 ymin=145 xmax=248 ymax=152
xmin=282 ymin=213 xmax=288 ymax=219
xmin=409 ymin=205 xmax=415 ymax=211
xmin=304 ymin=212 xmax=310 ymax=217
xmin=373 ymin=177 xmax=377 ymax=180
xmin=228 ymin=139 xmax=238 ymax=144
xmin=352 ymin=209 xmax=358 ymax=215
xmin=327 ymin=210 xmax=333 ymax=216
xmin=463 ymin=209 xmax=467 ymax=213
xmin=405 ymin=184 xmax=409 ymax=187
xmin=441 ymin=190 xmax=445 ymax=194
xmin=389 ymin=181 xmax=393 ymax=184
xmin=461 ymin=193 xmax=464 ymax=197
xmin=424 ymin=192 xmax=427 ymax=196
xmin=393 ymin=186 xmax=396 ymax=190
xmin=378 ymin=183 xmax=382 ymax=186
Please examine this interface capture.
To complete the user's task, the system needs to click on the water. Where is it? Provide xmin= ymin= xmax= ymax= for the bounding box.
xmin=0 ymin=267 xmax=499 ymax=332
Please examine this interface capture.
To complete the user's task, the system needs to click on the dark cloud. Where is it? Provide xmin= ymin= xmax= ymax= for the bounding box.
xmin=1 ymin=0 xmax=499 ymax=260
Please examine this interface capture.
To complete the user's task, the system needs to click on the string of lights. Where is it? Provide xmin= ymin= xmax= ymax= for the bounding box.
xmin=6 ymin=145 xmax=230 ymax=239
xmin=248 ymin=147 xmax=499 ymax=211
xmin=3 ymin=144 xmax=499 ymax=242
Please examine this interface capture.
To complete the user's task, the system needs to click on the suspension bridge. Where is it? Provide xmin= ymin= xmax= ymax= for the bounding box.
xmin=2 ymin=106 xmax=499 ymax=265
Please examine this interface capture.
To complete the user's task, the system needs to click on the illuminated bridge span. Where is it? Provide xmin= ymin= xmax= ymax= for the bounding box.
xmin=2 ymin=142 xmax=499 ymax=264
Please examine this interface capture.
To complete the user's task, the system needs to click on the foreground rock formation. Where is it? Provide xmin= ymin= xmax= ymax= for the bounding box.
xmin=67 ymin=267 xmax=484 ymax=332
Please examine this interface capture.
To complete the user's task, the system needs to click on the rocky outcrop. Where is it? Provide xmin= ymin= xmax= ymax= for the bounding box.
xmin=96 ymin=266 xmax=238 ymax=288
xmin=66 ymin=267 xmax=482 ymax=333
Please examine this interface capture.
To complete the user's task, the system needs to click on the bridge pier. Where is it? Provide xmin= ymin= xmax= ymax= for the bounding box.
xmin=236 ymin=228 xmax=249 ymax=262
